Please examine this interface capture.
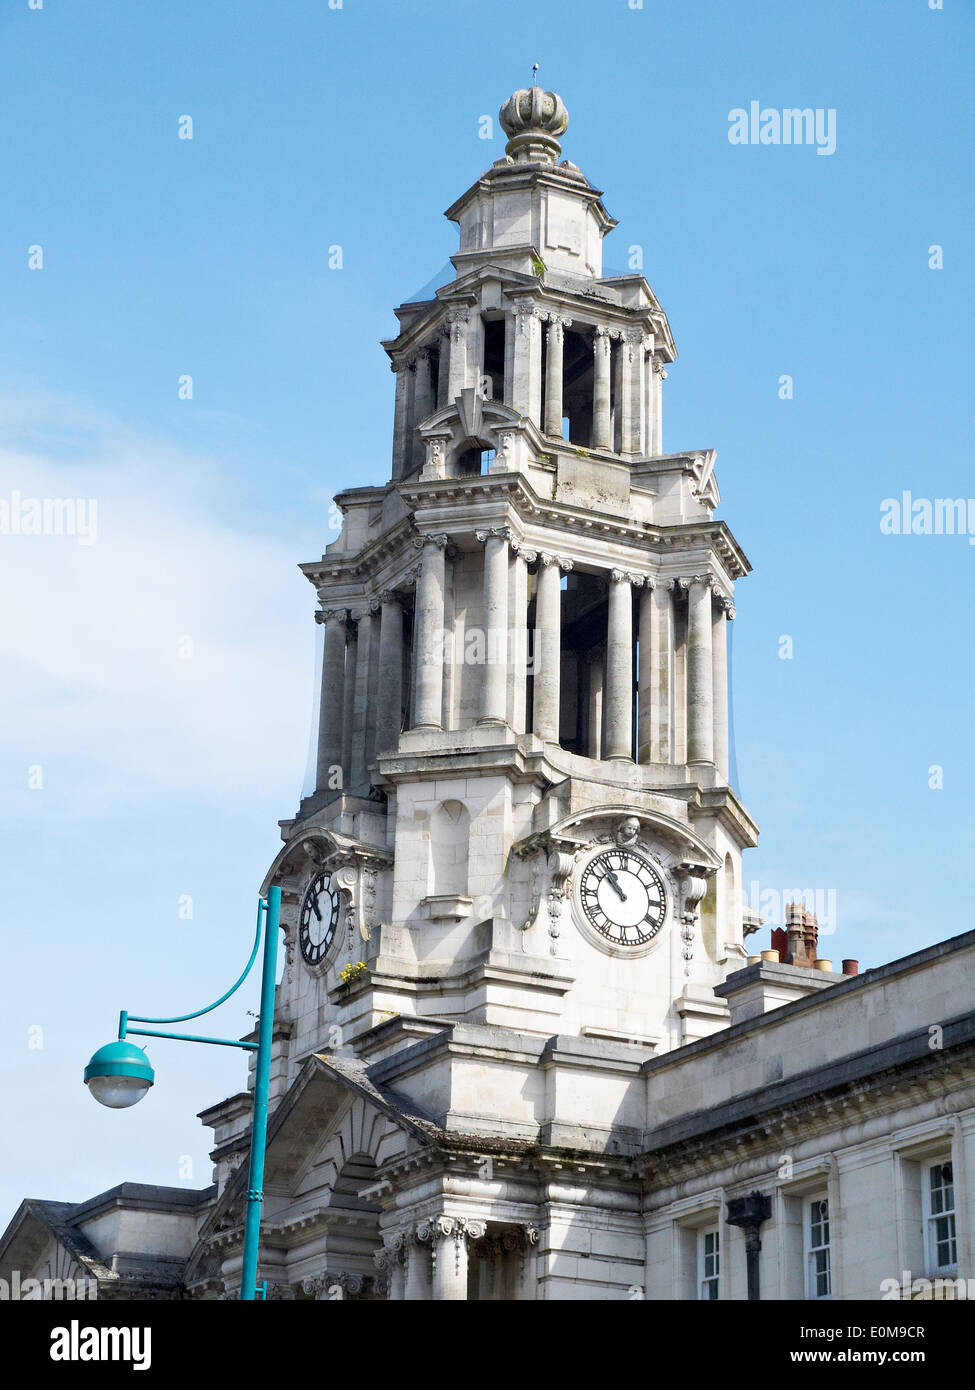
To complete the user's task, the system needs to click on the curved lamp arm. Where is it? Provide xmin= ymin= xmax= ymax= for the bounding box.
xmin=119 ymin=898 xmax=266 ymax=1038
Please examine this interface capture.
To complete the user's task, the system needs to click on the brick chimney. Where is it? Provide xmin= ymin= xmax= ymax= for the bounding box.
xmin=771 ymin=901 xmax=819 ymax=967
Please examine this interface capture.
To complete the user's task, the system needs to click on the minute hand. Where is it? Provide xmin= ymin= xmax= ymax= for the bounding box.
xmin=605 ymin=869 xmax=627 ymax=902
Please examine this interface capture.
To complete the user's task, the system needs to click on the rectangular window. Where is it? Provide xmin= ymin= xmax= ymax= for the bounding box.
xmin=698 ymin=1227 xmax=719 ymax=1300
xmin=926 ymin=1161 xmax=957 ymax=1272
xmin=804 ymin=1196 xmax=831 ymax=1299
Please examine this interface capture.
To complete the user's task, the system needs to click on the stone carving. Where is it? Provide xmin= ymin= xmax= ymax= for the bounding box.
xmin=610 ymin=568 xmax=646 ymax=586
xmin=474 ymin=526 xmax=511 ymax=544
xmin=615 ymin=815 xmax=641 ymax=847
xmin=413 ymin=532 xmax=449 ymax=550
xmin=539 ymin=552 xmax=574 ymax=572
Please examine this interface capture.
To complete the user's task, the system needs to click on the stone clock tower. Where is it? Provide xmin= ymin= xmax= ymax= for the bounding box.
xmin=197 ymin=84 xmax=761 ymax=1299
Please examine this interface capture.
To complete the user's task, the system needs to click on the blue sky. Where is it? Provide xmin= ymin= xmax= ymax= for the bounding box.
xmin=1 ymin=0 xmax=973 ymax=1224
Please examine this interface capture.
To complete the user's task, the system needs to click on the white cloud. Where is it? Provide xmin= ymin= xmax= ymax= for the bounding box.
xmin=0 ymin=395 xmax=316 ymax=812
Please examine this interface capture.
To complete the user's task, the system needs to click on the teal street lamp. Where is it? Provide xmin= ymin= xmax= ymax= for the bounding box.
xmin=83 ymin=885 xmax=281 ymax=1302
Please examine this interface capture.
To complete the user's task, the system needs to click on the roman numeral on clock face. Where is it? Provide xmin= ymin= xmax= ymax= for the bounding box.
xmin=578 ymin=848 xmax=666 ymax=947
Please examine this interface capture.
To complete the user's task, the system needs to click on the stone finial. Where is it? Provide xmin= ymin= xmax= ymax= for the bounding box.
xmin=498 ymin=87 xmax=569 ymax=164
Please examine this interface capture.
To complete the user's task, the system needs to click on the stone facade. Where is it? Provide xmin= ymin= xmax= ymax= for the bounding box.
xmin=4 ymin=85 xmax=972 ymax=1303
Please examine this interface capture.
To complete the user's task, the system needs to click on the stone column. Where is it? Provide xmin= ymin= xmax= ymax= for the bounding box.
xmin=509 ymin=541 xmax=535 ymax=733
xmin=391 ymin=360 xmax=410 ymax=480
xmin=651 ymin=357 xmax=667 ymax=454
xmin=686 ymin=574 xmax=715 ymax=765
xmin=315 ymin=607 xmax=347 ymax=793
xmin=403 ymin=1227 xmax=432 ymax=1301
xmin=349 ymin=607 xmax=377 ymax=789
xmin=428 ymin=1217 xmax=484 ymax=1301
xmin=447 ymin=307 xmax=470 ymax=400
xmin=533 ymin=553 xmax=571 ymax=743
xmin=340 ymin=618 xmax=357 ymax=789
xmin=512 ymin=297 xmax=542 ymax=425
xmin=544 ymin=313 xmax=571 ymax=437
xmin=637 ymin=578 xmax=655 ymax=763
xmin=605 ymin=571 xmax=641 ymax=761
xmin=436 ymin=329 xmax=450 ymax=408
xmin=375 ymin=590 xmax=404 ymax=757
xmin=412 ymin=534 xmax=448 ymax=730
xmin=593 ymin=327 xmax=613 ymax=450
xmin=476 ymin=527 xmax=510 ymax=725
xmin=712 ymin=593 xmax=733 ymax=781
xmin=650 ymin=583 xmax=675 ymax=762
xmin=585 ymin=645 xmax=605 ymax=758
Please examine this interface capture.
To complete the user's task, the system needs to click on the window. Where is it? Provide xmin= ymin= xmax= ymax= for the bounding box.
xmin=698 ymin=1227 xmax=719 ymax=1300
xmin=804 ymin=1197 xmax=831 ymax=1299
xmin=925 ymin=1161 xmax=957 ymax=1273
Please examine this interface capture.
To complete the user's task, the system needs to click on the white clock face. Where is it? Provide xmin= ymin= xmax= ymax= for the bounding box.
xmin=579 ymin=848 xmax=666 ymax=947
xmin=299 ymin=871 xmax=340 ymax=967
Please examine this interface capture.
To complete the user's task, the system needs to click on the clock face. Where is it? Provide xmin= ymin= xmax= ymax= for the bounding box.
xmin=579 ymin=848 xmax=667 ymax=947
xmin=299 ymin=871 xmax=340 ymax=967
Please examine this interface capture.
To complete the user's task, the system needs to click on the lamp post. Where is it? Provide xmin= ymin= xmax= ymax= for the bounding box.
xmin=83 ymin=886 xmax=282 ymax=1302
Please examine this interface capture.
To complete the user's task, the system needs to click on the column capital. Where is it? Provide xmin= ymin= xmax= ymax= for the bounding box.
xmin=378 ymin=587 xmax=403 ymax=606
xmin=610 ymin=568 xmax=646 ymax=586
xmin=715 ymin=591 xmax=735 ymax=617
xmin=652 ymin=355 xmax=669 ymax=379
xmin=474 ymin=525 xmax=511 ymax=544
xmin=446 ymin=305 xmax=470 ymax=327
xmin=539 ymin=552 xmax=573 ymax=572
xmin=510 ymin=539 xmax=537 ymax=562
xmin=413 ymin=532 xmax=449 ymax=551
xmin=315 ymin=606 xmax=347 ymax=625
xmin=403 ymin=563 xmax=422 ymax=588
xmin=545 ymin=311 xmax=573 ymax=334
xmin=678 ymin=573 xmax=715 ymax=592
xmin=512 ymin=297 xmax=542 ymax=336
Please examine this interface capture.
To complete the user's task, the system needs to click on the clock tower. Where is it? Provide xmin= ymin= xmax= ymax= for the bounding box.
xmin=198 ymin=83 xmax=760 ymax=1298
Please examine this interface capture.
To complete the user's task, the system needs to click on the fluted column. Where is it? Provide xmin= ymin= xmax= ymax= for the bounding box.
xmin=316 ymin=607 xmax=347 ymax=793
xmin=533 ymin=553 xmax=571 ymax=743
xmin=447 ymin=307 xmax=470 ymax=399
xmin=593 ymin=327 xmax=613 ymax=450
xmin=340 ymin=619 xmax=358 ymax=789
xmin=429 ymin=1217 xmax=485 ymax=1301
xmin=712 ymin=593 xmax=733 ymax=780
xmin=606 ymin=570 xmax=641 ymax=761
xmin=686 ymin=574 xmax=715 ymax=765
xmin=476 ymin=527 xmax=510 ymax=725
xmin=512 ymin=297 xmax=543 ymax=425
xmin=544 ymin=313 xmax=571 ymax=437
xmin=375 ymin=590 xmax=404 ymax=757
xmin=403 ymin=1227 xmax=432 ymax=1301
xmin=412 ymin=534 xmax=448 ymax=730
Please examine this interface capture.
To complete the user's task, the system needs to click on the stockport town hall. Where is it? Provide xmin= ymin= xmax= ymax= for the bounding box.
xmin=3 ymin=86 xmax=973 ymax=1302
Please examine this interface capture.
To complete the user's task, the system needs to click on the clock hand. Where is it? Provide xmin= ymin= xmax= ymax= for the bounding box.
xmin=605 ymin=869 xmax=628 ymax=902
xmin=309 ymin=894 xmax=322 ymax=922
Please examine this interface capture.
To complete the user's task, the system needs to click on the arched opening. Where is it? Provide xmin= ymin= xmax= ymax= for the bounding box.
xmin=428 ymin=799 xmax=471 ymax=897
xmin=455 ymin=444 xmax=496 ymax=476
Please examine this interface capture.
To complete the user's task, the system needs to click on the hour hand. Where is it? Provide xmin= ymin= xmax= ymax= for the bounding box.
xmin=605 ymin=870 xmax=627 ymax=902
xmin=309 ymin=894 xmax=322 ymax=921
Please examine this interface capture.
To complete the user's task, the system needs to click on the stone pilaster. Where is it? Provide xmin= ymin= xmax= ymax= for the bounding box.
xmin=621 ymin=328 xmax=644 ymax=454
xmin=712 ymin=592 xmax=733 ymax=781
xmin=447 ymin=307 xmax=470 ymax=399
xmin=636 ymin=577 xmax=656 ymax=763
xmin=340 ymin=618 xmax=358 ymax=790
xmin=508 ymin=540 xmax=534 ymax=732
xmin=512 ymin=297 xmax=543 ymax=425
xmin=315 ymin=607 xmax=347 ymax=793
